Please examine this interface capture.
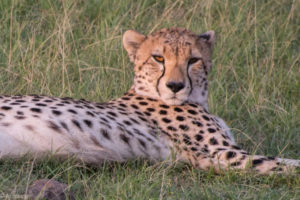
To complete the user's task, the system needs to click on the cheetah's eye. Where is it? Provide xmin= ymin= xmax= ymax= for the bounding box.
xmin=188 ymin=57 xmax=201 ymax=65
xmin=152 ymin=55 xmax=165 ymax=63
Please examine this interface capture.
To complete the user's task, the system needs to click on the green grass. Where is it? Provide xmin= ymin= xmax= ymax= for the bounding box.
xmin=0 ymin=0 xmax=299 ymax=199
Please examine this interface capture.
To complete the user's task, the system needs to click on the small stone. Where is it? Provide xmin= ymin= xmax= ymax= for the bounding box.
xmin=27 ymin=179 xmax=74 ymax=200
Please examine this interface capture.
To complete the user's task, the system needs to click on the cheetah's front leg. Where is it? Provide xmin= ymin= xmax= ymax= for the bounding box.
xmin=188 ymin=147 xmax=297 ymax=174
xmin=170 ymin=125 xmax=297 ymax=174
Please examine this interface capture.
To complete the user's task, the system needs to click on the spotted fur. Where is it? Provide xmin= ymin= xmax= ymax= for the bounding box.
xmin=0 ymin=28 xmax=299 ymax=175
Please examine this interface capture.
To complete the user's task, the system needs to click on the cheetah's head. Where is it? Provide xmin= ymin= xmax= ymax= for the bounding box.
xmin=123 ymin=28 xmax=215 ymax=107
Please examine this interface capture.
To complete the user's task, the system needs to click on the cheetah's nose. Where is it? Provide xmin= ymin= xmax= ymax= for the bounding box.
xmin=166 ymin=81 xmax=185 ymax=93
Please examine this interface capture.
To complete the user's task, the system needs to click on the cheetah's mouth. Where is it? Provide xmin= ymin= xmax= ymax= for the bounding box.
xmin=164 ymin=95 xmax=187 ymax=105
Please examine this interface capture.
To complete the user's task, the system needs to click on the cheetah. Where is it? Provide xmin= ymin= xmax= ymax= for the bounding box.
xmin=0 ymin=28 xmax=299 ymax=174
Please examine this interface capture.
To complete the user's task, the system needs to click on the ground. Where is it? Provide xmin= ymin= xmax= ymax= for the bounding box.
xmin=0 ymin=0 xmax=299 ymax=199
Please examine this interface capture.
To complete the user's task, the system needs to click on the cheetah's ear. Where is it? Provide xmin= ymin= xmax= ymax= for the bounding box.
xmin=123 ymin=30 xmax=146 ymax=63
xmin=198 ymin=30 xmax=215 ymax=46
